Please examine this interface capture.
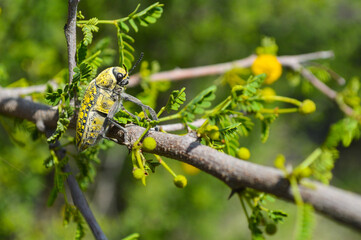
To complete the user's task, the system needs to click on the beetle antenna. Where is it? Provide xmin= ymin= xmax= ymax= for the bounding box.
xmin=129 ymin=52 xmax=144 ymax=74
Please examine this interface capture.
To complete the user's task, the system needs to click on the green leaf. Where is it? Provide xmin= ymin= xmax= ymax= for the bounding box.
xmin=122 ymin=233 xmax=140 ymax=240
xmin=79 ymin=17 xmax=99 ymax=46
xmin=268 ymin=210 xmax=288 ymax=223
xmin=296 ymin=204 xmax=315 ymax=240
xmin=181 ymin=85 xmax=217 ymax=121
xmin=325 ymin=117 xmax=361 ymax=148
xmin=77 ymin=41 xmax=88 ymax=64
xmin=219 ymin=123 xmax=242 ymax=138
xmin=45 ymin=91 xmax=62 ymax=106
xmin=244 ymin=74 xmax=266 ymax=97
xmin=310 ymin=148 xmax=338 ymax=184
xmin=47 ymin=186 xmax=58 ymax=207
xmin=165 ymin=88 xmax=186 ymax=112
xmin=47 ymin=107 xmax=72 ymax=143
xmin=129 ymin=19 xmax=138 ymax=32
xmin=118 ymin=2 xmax=164 ymax=34
xmin=260 ymin=114 xmax=278 ymax=143
xmin=77 ymin=11 xmax=85 ymax=20
xmin=119 ymin=21 xmax=130 ymax=32
xmin=75 ymin=220 xmax=85 ymax=240
xmin=116 ymin=28 xmax=135 ymax=70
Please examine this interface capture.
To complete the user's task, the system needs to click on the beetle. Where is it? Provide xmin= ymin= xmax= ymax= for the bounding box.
xmin=76 ymin=65 xmax=158 ymax=152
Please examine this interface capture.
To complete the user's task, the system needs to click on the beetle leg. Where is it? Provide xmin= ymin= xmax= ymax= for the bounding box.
xmin=120 ymin=92 xmax=159 ymax=131
xmin=101 ymin=117 xmax=129 ymax=146
xmin=120 ymin=105 xmax=139 ymax=119
xmin=120 ymin=92 xmax=158 ymax=120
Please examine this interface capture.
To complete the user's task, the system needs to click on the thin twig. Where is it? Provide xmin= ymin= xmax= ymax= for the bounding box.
xmin=64 ymin=0 xmax=108 ymax=239
xmin=160 ymin=119 xmax=206 ymax=132
xmin=65 ymin=0 xmax=79 ymax=83
xmin=9 ymin=51 xmax=334 ymax=96
xmin=287 ymin=62 xmax=354 ymax=116
xmin=128 ymin=51 xmax=334 ymax=86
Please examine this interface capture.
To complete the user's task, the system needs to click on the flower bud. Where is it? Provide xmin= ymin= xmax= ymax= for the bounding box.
xmin=174 ymin=175 xmax=187 ymax=188
xmin=299 ymin=99 xmax=316 ymax=114
xmin=142 ymin=137 xmax=157 ymax=151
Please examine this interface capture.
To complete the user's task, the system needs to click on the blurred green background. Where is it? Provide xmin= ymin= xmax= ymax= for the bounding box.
xmin=1 ymin=0 xmax=361 ymax=239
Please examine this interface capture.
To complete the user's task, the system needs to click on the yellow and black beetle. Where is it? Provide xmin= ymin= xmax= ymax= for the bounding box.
xmin=76 ymin=62 xmax=158 ymax=152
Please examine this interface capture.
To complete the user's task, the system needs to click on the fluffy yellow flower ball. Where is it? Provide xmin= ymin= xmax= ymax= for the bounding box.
xmin=251 ymin=54 xmax=282 ymax=84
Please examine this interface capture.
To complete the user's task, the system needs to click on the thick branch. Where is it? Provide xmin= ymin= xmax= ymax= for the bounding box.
xmin=0 ymin=48 xmax=358 ymax=232
xmin=108 ymin=125 xmax=361 ymax=231
xmin=1 ymin=95 xmax=361 ymax=231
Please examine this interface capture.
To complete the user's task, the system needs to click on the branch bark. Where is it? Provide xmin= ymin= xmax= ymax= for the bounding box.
xmin=1 ymin=95 xmax=360 ymax=231
xmin=7 ymin=51 xmax=336 ymax=95
xmin=127 ymin=51 xmax=334 ymax=86
xmin=108 ymin=125 xmax=361 ymax=232
xmin=60 ymin=1 xmax=108 ymax=239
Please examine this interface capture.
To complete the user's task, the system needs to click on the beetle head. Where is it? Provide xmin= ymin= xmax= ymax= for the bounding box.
xmin=112 ymin=67 xmax=129 ymax=86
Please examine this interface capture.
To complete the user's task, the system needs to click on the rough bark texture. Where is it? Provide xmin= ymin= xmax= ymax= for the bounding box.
xmin=108 ymin=124 xmax=361 ymax=231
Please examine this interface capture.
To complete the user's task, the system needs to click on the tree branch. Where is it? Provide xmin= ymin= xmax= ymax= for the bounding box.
xmin=0 ymin=46 xmax=359 ymax=234
xmin=286 ymin=62 xmax=354 ymax=116
xmin=65 ymin=0 xmax=79 ymax=83
xmin=108 ymin=124 xmax=361 ymax=232
xmin=127 ymin=51 xmax=334 ymax=86
xmin=62 ymin=1 xmax=108 ymax=239
xmin=1 ymin=93 xmax=361 ymax=231
xmin=10 ymin=50 xmax=350 ymax=117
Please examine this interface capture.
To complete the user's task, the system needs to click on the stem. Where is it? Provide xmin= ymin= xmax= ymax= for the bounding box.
xmin=208 ymin=96 xmax=232 ymax=114
xmin=290 ymin=176 xmax=304 ymax=205
xmin=260 ymin=95 xmax=302 ymax=106
xmin=133 ymin=124 xmax=152 ymax=146
xmin=64 ymin=1 xmax=108 ymax=238
xmin=77 ymin=18 xmax=128 ymax=25
xmin=135 ymin=149 xmax=146 ymax=185
xmin=197 ymin=119 xmax=209 ymax=133
xmin=158 ymin=113 xmax=181 ymax=123
xmin=297 ymin=148 xmax=322 ymax=170
xmin=154 ymin=154 xmax=177 ymax=177
xmin=239 ymin=194 xmax=250 ymax=221
xmin=157 ymin=106 xmax=166 ymax=118
xmin=259 ymin=108 xmax=299 ymax=114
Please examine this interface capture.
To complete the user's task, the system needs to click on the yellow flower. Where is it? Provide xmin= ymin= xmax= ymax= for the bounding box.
xmin=181 ymin=162 xmax=200 ymax=175
xmin=251 ymin=54 xmax=282 ymax=84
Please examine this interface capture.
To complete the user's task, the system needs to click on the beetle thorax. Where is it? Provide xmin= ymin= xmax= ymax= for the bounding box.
xmin=95 ymin=67 xmax=117 ymax=89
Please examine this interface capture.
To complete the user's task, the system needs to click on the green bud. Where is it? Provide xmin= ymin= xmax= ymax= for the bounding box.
xmin=133 ymin=168 xmax=144 ymax=180
xmin=174 ymin=175 xmax=187 ymax=188
xmin=142 ymin=137 xmax=157 ymax=151
xmin=299 ymin=99 xmax=316 ymax=114
xmin=237 ymin=147 xmax=251 ymax=160
xmin=265 ymin=223 xmax=277 ymax=235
